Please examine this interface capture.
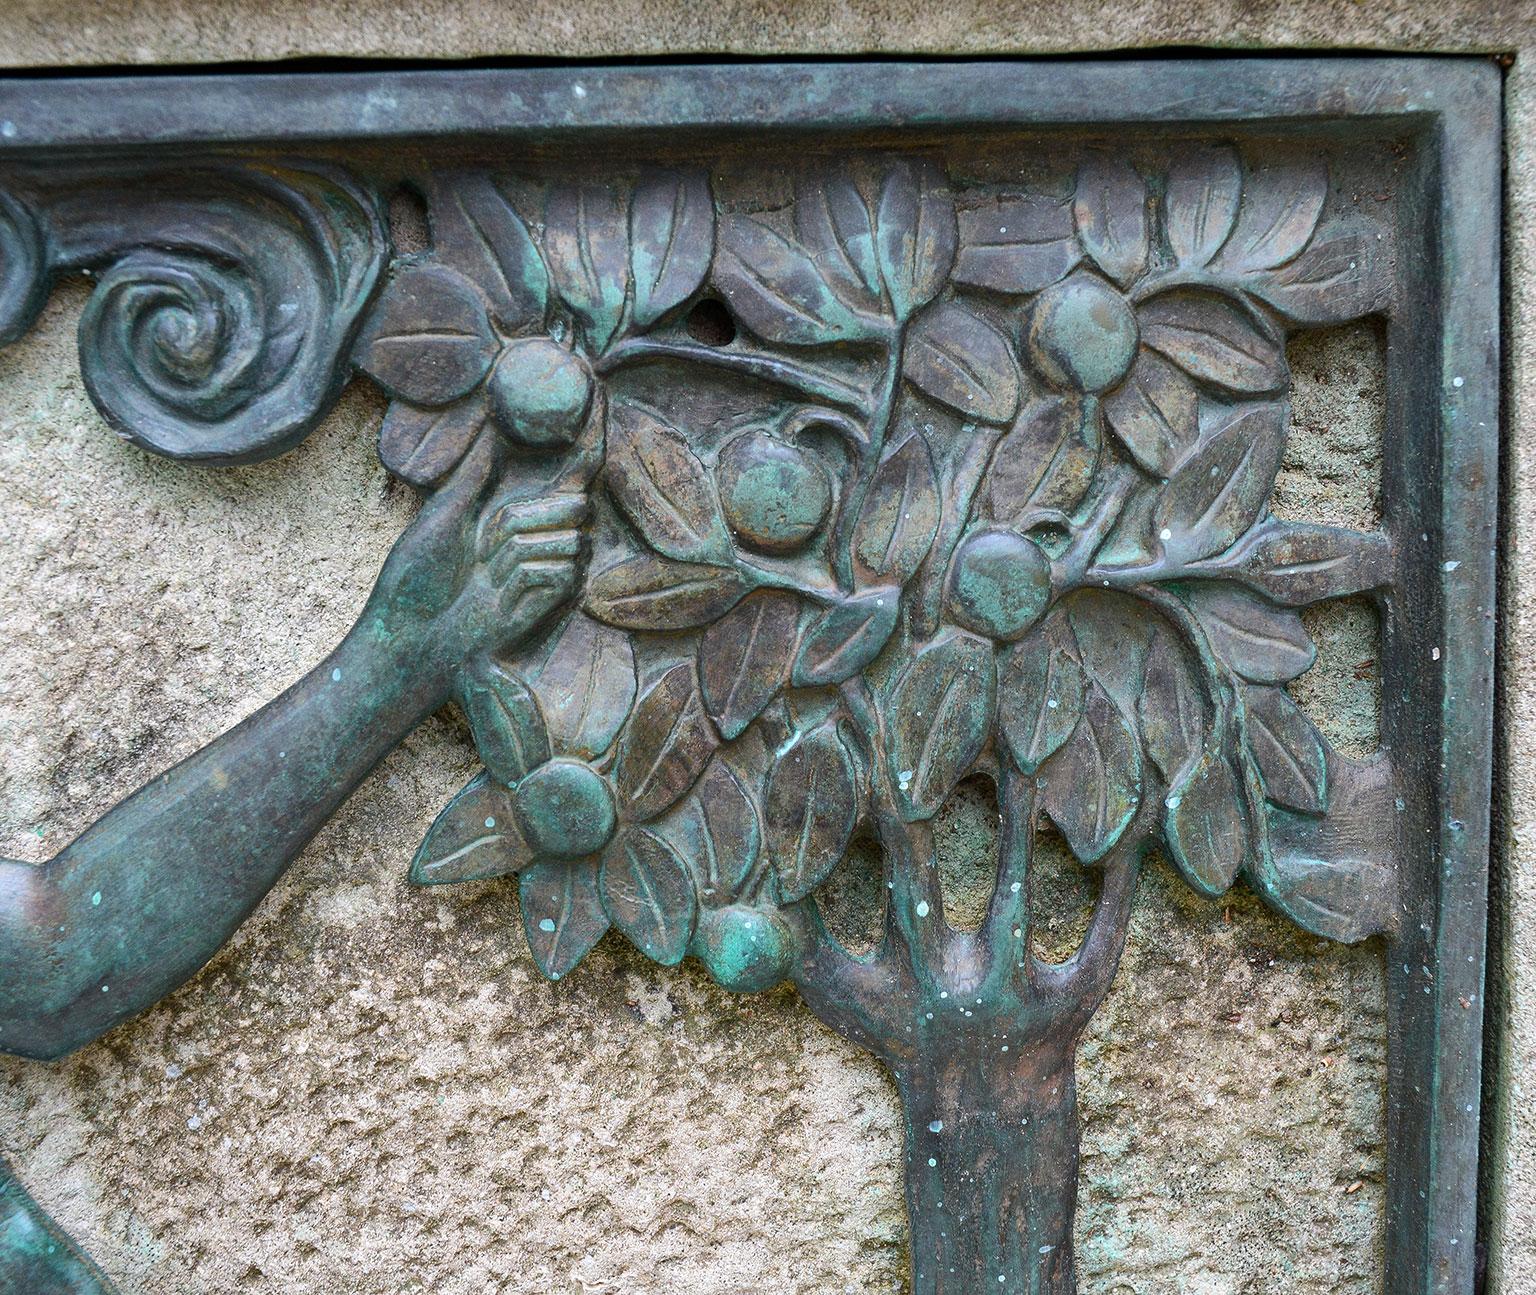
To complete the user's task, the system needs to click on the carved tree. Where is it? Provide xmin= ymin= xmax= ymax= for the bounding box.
xmin=388 ymin=151 xmax=1401 ymax=1292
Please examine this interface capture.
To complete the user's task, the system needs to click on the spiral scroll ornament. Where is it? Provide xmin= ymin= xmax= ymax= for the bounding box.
xmin=48 ymin=164 xmax=387 ymax=463
xmin=0 ymin=187 xmax=46 ymax=347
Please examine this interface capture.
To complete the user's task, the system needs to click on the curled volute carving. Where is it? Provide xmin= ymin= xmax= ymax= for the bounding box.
xmin=7 ymin=163 xmax=386 ymax=462
xmin=0 ymin=186 xmax=46 ymax=346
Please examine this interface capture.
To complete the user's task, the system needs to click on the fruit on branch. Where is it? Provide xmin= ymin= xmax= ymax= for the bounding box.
xmin=1026 ymin=270 xmax=1139 ymax=394
xmin=490 ymin=337 xmax=595 ymax=447
xmin=692 ymin=904 xmax=798 ymax=993
xmin=716 ymin=430 xmax=832 ymax=555
xmin=947 ymin=526 xmax=1053 ymax=640
xmin=513 ymin=758 xmax=617 ymax=858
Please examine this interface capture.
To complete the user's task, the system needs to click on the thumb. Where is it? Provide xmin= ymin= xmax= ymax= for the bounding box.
xmin=405 ymin=427 xmax=500 ymax=555
xmin=430 ymin=426 xmax=500 ymax=519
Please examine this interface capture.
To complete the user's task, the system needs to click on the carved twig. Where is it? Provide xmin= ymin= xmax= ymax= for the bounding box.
xmin=1033 ymin=845 xmax=1143 ymax=1027
xmin=910 ymin=421 xmax=1009 ymax=638
xmin=830 ymin=339 xmax=906 ymax=590
xmin=1052 ymin=459 xmax=1143 ymax=591
xmin=595 ymin=336 xmax=870 ymax=415
xmin=787 ymin=897 xmax=906 ymax=1058
xmin=838 ymin=675 xmax=949 ymax=982
xmin=879 ymin=810 xmax=948 ymax=985
xmin=982 ymin=763 xmax=1035 ymax=971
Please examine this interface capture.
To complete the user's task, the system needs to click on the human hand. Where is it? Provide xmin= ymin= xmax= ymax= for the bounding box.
xmin=363 ymin=430 xmax=590 ymax=676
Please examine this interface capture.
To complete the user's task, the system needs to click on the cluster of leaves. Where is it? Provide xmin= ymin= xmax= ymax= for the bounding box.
xmin=408 ymin=601 xmax=873 ymax=980
xmin=1001 ymin=568 xmax=1395 ymax=942
xmin=714 ymin=160 xmax=1024 ymax=426
xmin=941 ymin=149 xmax=1396 ymax=938
xmin=404 ymin=145 xmax=1401 ymax=989
xmin=352 ymin=169 xmax=715 ymax=484
xmin=406 ymin=369 xmax=943 ymax=977
xmin=962 ymin=148 xmax=1389 ymax=541
xmin=587 ymin=404 xmax=941 ymax=684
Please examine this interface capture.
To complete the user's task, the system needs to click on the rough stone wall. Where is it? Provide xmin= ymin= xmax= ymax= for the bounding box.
xmin=0 ymin=8 xmax=1527 ymax=1293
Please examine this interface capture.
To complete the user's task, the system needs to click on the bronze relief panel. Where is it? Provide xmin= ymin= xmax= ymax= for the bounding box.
xmin=0 ymin=59 xmax=1499 ymax=1293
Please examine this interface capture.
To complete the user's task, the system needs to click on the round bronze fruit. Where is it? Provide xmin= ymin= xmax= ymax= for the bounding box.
xmin=948 ymin=527 xmax=1053 ymax=641
xmin=717 ymin=431 xmax=832 ymax=555
xmin=693 ymin=904 xmax=797 ymax=993
xmin=1026 ymin=271 xmax=1139 ymax=394
xmin=513 ymin=758 xmax=616 ymax=858
xmin=489 ymin=337 xmax=594 ymax=448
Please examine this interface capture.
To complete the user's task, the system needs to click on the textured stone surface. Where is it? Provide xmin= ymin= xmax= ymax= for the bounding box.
xmin=0 ymin=1 xmax=1518 ymax=68
xmin=0 ymin=9 xmax=1528 ymax=1292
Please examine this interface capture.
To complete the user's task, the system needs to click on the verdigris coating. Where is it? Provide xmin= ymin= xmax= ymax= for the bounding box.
xmin=0 ymin=59 xmax=1499 ymax=1294
xmin=0 ymin=1158 xmax=114 ymax=1294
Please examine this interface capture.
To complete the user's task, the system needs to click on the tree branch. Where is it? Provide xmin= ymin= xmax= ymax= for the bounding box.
xmin=982 ymin=762 xmax=1034 ymax=972
xmin=595 ymin=336 xmax=870 ymax=416
xmin=910 ymin=421 xmax=1008 ymax=638
xmin=880 ymin=810 xmax=947 ymax=983
xmin=786 ymin=897 xmax=906 ymax=1058
xmin=830 ymin=338 xmax=905 ymax=590
xmin=837 ymin=675 xmax=948 ymax=980
xmin=1051 ymin=455 xmax=1142 ymax=591
xmin=1033 ymin=846 xmax=1142 ymax=1028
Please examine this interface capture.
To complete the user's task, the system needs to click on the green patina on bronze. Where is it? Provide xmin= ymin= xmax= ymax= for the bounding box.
xmin=1026 ymin=272 xmax=1141 ymax=395
xmin=717 ymin=430 xmax=834 ymax=554
xmin=0 ymin=59 xmax=1499 ymax=1294
xmin=0 ymin=1159 xmax=114 ymax=1294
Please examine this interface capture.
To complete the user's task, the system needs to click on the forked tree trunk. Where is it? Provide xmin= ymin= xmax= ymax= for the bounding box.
xmin=791 ymin=766 xmax=1141 ymax=1295
xmin=892 ymin=1043 xmax=1079 ymax=1295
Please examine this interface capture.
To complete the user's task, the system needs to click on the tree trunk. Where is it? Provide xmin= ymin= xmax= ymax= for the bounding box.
xmin=789 ymin=772 xmax=1142 ymax=1295
xmin=891 ymin=1043 xmax=1080 ymax=1295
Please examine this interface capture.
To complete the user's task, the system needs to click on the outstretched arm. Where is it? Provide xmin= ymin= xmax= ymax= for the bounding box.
xmin=0 ymin=432 xmax=586 ymax=1060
